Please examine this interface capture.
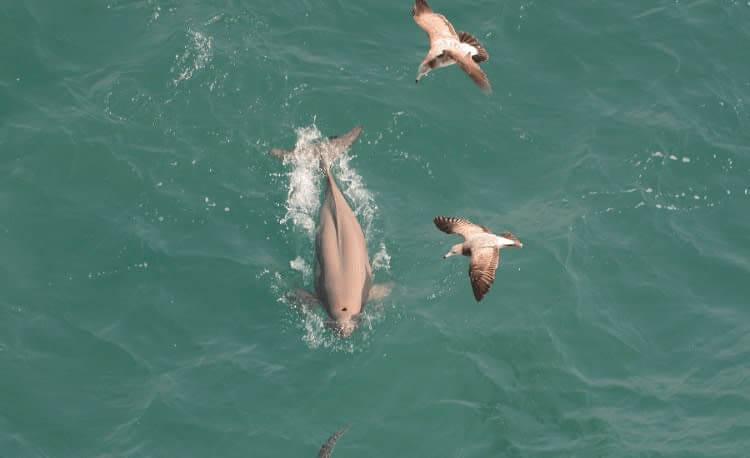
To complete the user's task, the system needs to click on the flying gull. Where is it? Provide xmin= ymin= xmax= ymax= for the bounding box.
xmin=412 ymin=0 xmax=491 ymax=92
xmin=434 ymin=216 xmax=522 ymax=301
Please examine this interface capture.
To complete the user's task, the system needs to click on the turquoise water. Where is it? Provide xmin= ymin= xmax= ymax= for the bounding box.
xmin=2 ymin=0 xmax=750 ymax=456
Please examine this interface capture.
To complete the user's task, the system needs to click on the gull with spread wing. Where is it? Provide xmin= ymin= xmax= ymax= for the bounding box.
xmin=412 ymin=0 xmax=491 ymax=92
xmin=434 ymin=216 xmax=522 ymax=301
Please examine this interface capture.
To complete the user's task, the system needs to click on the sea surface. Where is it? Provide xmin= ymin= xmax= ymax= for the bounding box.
xmin=1 ymin=1 xmax=750 ymax=457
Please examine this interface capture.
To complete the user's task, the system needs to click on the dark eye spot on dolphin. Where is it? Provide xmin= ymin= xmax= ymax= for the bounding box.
xmin=342 ymin=307 xmax=347 ymax=311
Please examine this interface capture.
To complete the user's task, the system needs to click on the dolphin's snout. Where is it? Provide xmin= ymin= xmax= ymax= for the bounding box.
xmin=329 ymin=319 xmax=357 ymax=338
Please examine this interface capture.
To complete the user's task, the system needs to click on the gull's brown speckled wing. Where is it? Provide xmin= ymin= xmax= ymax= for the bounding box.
xmin=444 ymin=48 xmax=491 ymax=93
xmin=413 ymin=0 xmax=458 ymax=43
xmin=434 ymin=216 xmax=490 ymax=240
xmin=469 ymin=246 xmax=500 ymax=301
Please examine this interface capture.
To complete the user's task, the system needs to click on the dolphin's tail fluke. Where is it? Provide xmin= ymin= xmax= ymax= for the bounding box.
xmin=319 ymin=125 xmax=363 ymax=172
xmin=318 ymin=425 xmax=350 ymax=458
xmin=269 ymin=126 xmax=362 ymax=172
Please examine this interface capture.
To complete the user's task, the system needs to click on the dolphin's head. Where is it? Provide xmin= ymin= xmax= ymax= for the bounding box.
xmin=326 ymin=302 xmax=362 ymax=338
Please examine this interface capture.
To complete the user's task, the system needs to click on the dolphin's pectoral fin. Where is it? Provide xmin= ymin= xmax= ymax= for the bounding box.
xmin=367 ymin=282 xmax=394 ymax=302
xmin=269 ymin=147 xmax=294 ymax=158
xmin=292 ymin=288 xmax=321 ymax=308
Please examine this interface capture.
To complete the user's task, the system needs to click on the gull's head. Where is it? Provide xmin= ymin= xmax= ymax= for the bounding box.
xmin=443 ymin=243 xmax=464 ymax=258
xmin=416 ymin=63 xmax=431 ymax=83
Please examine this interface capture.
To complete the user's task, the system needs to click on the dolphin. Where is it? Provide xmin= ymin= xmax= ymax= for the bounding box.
xmin=271 ymin=126 xmax=392 ymax=337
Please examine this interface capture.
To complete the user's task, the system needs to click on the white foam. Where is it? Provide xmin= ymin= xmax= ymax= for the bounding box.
xmin=289 ymin=256 xmax=312 ymax=283
xmin=172 ymin=29 xmax=213 ymax=86
xmin=278 ymin=126 xmax=324 ymax=236
xmin=295 ymin=301 xmax=385 ymax=352
xmin=278 ymin=124 xmax=382 ymax=242
xmin=87 ymin=261 xmax=149 ymax=280
xmin=372 ymin=242 xmax=391 ymax=272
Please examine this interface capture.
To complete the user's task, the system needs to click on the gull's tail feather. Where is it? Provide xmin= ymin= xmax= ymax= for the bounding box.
xmin=459 ymin=31 xmax=489 ymax=63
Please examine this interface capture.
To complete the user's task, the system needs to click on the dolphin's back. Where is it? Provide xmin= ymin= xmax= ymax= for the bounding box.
xmin=315 ymin=171 xmax=372 ymax=314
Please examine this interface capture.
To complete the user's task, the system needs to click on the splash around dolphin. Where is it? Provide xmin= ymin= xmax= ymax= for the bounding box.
xmin=271 ymin=125 xmax=392 ymax=337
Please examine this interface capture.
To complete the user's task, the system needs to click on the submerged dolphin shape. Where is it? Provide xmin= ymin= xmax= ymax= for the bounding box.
xmin=271 ymin=126 xmax=392 ymax=337
xmin=318 ymin=425 xmax=349 ymax=458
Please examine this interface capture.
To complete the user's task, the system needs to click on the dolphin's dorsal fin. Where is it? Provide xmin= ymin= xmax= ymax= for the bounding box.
xmin=367 ymin=282 xmax=394 ymax=302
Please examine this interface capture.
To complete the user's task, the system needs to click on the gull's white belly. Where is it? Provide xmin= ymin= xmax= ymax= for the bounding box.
xmin=432 ymin=40 xmax=479 ymax=69
xmin=458 ymin=42 xmax=479 ymax=57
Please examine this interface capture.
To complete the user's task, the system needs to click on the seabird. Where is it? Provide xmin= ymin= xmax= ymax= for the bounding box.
xmin=434 ymin=216 xmax=522 ymax=301
xmin=318 ymin=425 xmax=349 ymax=458
xmin=412 ymin=0 xmax=491 ymax=92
